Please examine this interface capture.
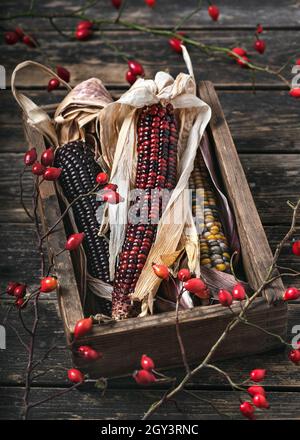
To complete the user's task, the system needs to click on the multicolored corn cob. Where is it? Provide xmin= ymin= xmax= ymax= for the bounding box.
xmin=190 ymin=152 xmax=231 ymax=272
xmin=54 ymin=140 xmax=111 ymax=315
xmin=112 ymin=103 xmax=178 ymax=320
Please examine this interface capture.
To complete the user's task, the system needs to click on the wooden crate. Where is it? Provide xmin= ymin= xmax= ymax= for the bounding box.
xmin=23 ymin=81 xmax=287 ymax=378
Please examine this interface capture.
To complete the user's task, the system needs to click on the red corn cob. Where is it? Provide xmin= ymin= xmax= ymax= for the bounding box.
xmin=112 ymin=103 xmax=178 ymax=320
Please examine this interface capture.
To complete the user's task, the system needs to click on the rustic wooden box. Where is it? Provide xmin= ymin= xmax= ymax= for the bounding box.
xmin=23 ymin=81 xmax=287 ymax=378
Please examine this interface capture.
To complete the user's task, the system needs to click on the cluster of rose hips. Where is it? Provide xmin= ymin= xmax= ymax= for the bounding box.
xmin=133 ymin=354 xmax=157 ymax=385
xmin=24 ymin=147 xmax=62 ymax=181
xmin=240 ymin=369 xmax=269 ymax=419
xmin=4 ymin=27 xmax=37 ymax=48
xmin=5 ymin=276 xmax=58 ymax=309
xmin=75 ymin=20 xmax=94 ymax=41
xmin=47 ymin=66 xmax=71 ymax=92
xmin=125 ymin=60 xmax=145 ymax=85
xmin=67 ymin=316 xmax=102 ymax=384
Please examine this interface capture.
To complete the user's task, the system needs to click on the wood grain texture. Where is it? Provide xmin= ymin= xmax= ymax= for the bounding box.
xmin=1 ymin=386 xmax=300 ymax=420
xmin=2 ymin=30 xmax=298 ymax=87
xmin=2 ymin=0 xmax=300 ymax=28
xmin=2 ymin=90 xmax=300 ymax=154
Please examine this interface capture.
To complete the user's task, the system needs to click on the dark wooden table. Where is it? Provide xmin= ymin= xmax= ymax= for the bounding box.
xmin=1 ymin=0 xmax=300 ymax=420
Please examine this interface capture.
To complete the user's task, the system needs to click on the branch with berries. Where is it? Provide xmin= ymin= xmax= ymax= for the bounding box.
xmin=1 ymin=0 xmax=300 ymax=96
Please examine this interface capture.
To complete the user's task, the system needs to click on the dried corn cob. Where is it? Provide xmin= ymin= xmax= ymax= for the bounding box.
xmin=190 ymin=153 xmax=231 ymax=272
xmin=112 ymin=103 xmax=178 ymax=320
xmin=54 ymin=140 xmax=111 ymax=315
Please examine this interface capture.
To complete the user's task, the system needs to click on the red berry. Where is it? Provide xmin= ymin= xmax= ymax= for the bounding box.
xmin=289 ymin=88 xmax=300 ymax=99
xmin=208 ymin=5 xmax=220 ymax=21
xmin=102 ymin=191 xmax=123 ymax=204
xmin=145 ymin=0 xmax=156 ymax=7
xmin=15 ymin=27 xmax=24 ymax=38
xmin=126 ymin=70 xmax=137 ymax=85
xmin=296 ymin=59 xmax=300 ymax=66
xmin=292 ymin=240 xmax=300 ymax=255
xmin=128 ymin=60 xmax=144 ymax=76
xmin=103 ymin=183 xmax=118 ymax=192
xmin=13 ymin=284 xmax=26 ymax=298
xmin=218 ymin=289 xmax=233 ymax=307
xmin=184 ymin=278 xmax=208 ymax=298
xmin=240 ymin=401 xmax=255 ymax=419
xmin=5 ymin=31 xmax=19 ymax=45
xmin=288 ymin=349 xmax=300 ymax=364
xmin=56 ymin=66 xmax=71 ymax=83
xmin=24 ymin=148 xmax=37 ymax=166
xmin=237 ymin=55 xmax=250 ymax=68
xmin=141 ymin=354 xmax=155 ymax=370
xmin=32 ymin=162 xmax=46 ymax=176
xmin=65 ymin=232 xmax=85 ymax=251
xmin=177 ymin=268 xmax=191 ymax=282
xmin=47 ymin=78 xmax=60 ymax=92
xmin=75 ymin=28 xmax=92 ymax=41
xmin=15 ymin=297 xmax=26 ymax=309
xmin=43 ymin=167 xmax=62 ymax=181
xmin=232 ymin=283 xmax=246 ymax=301
xmin=254 ymin=39 xmax=266 ymax=54
xmin=40 ymin=276 xmax=58 ymax=293
xmin=256 ymin=24 xmax=263 ymax=34
xmin=252 ymin=394 xmax=270 ymax=409
xmin=133 ymin=369 xmax=156 ymax=385
xmin=152 ymin=264 xmax=169 ymax=280
xmin=78 ymin=345 xmax=102 ymax=361
xmin=41 ymin=148 xmax=54 ymax=166
xmin=68 ymin=368 xmax=84 ymax=383
xmin=283 ymin=287 xmax=300 ymax=301
xmin=248 ymin=385 xmax=266 ymax=397
xmin=6 ymin=281 xmax=19 ymax=296
xmin=74 ymin=317 xmax=93 ymax=339
xmin=96 ymin=172 xmax=109 ymax=185
xmin=77 ymin=21 xmax=93 ymax=31
xmin=22 ymin=34 xmax=37 ymax=48
xmin=111 ymin=0 xmax=122 ymax=9
xmin=250 ymin=369 xmax=266 ymax=382
xmin=169 ymin=37 xmax=183 ymax=54
xmin=230 ymin=47 xmax=247 ymax=58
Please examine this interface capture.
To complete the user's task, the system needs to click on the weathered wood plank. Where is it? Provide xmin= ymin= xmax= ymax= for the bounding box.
xmin=2 ymin=89 xmax=300 ymax=154
xmin=2 ymin=0 xmax=300 ymax=28
xmin=0 ymin=297 xmax=299 ymax=387
xmin=1 ymin=386 xmax=300 ymax=420
xmin=2 ymin=30 xmax=297 ymax=87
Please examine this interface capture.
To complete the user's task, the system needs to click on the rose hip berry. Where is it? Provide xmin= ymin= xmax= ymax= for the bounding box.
xmin=24 ymin=148 xmax=37 ymax=166
xmin=47 ymin=78 xmax=60 ymax=92
xmin=32 ymin=162 xmax=46 ymax=176
xmin=240 ymin=401 xmax=255 ymax=420
xmin=141 ymin=354 xmax=155 ymax=371
xmin=252 ymin=394 xmax=270 ymax=409
xmin=184 ymin=278 xmax=208 ymax=298
xmin=232 ymin=283 xmax=246 ymax=301
xmin=5 ymin=31 xmax=19 ymax=45
xmin=6 ymin=281 xmax=19 ymax=296
xmin=56 ymin=66 xmax=71 ymax=83
xmin=289 ymin=88 xmax=300 ymax=99
xmin=75 ymin=28 xmax=92 ymax=41
xmin=254 ymin=39 xmax=266 ymax=54
xmin=74 ymin=317 xmax=93 ymax=339
xmin=126 ymin=70 xmax=137 ymax=85
xmin=292 ymin=240 xmax=300 ymax=255
xmin=177 ymin=268 xmax=191 ymax=282
xmin=218 ymin=289 xmax=233 ymax=307
xmin=68 ymin=368 xmax=84 ymax=383
xmin=13 ymin=284 xmax=26 ymax=298
xmin=43 ymin=167 xmax=62 ymax=181
xmin=250 ymin=369 xmax=266 ymax=382
xmin=40 ymin=276 xmax=58 ymax=293
xmin=128 ymin=60 xmax=144 ymax=76
xmin=288 ymin=349 xmax=300 ymax=364
xmin=65 ymin=233 xmax=85 ymax=251
xmin=248 ymin=385 xmax=266 ymax=397
xmin=283 ymin=287 xmax=300 ymax=301
xmin=133 ymin=369 xmax=156 ymax=385
xmin=96 ymin=172 xmax=109 ymax=185
xmin=78 ymin=345 xmax=102 ymax=361
xmin=41 ymin=148 xmax=55 ymax=167
xmin=208 ymin=5 xmax=220 ymax=21
xmin=152 ymin=264 xmax=169 ymax=280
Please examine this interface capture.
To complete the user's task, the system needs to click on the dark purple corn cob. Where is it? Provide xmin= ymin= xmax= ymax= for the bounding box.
xmin=112 ymin=103 xmax=178 ymax=320
xmin=54 ymin=140 xmax=111 ymax=315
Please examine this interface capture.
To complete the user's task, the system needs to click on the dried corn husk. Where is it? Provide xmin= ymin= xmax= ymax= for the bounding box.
xmin=54 ymin=77 xmax=113 ymax=150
